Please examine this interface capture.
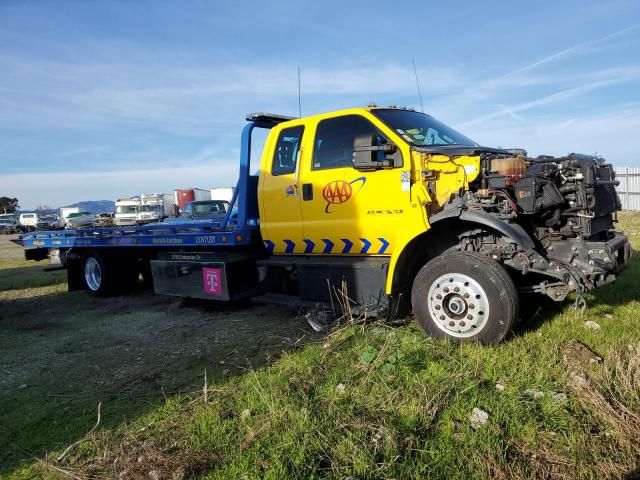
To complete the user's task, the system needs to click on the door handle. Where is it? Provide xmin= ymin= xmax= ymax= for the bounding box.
xmin=302 ymin=183 xmax=313 ymax=201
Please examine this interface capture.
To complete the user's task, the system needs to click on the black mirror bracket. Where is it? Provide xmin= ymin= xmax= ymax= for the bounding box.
xmin=352 ymin=133 xmax=400 ymax=172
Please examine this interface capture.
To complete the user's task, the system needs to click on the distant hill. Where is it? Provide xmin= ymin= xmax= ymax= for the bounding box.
xmin=63 ymin=200 xmax=115 ymax=214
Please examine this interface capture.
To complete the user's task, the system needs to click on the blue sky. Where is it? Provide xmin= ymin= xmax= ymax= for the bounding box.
xmin=0 ymin=0 xmax=639 ymax=208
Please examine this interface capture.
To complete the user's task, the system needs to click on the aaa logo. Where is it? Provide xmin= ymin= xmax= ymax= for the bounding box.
xmin=322 ymin=177 xmax=366 ymax=213
xmin=322 ymin=181 xmax=352 ymax=204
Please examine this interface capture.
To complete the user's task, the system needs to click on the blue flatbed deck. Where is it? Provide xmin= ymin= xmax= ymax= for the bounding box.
xmin=13 ymin=221 xmax=258 ymax=249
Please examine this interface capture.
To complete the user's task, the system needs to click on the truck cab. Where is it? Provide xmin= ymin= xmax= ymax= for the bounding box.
xmin=137 ymin=193 xmax=175 ymax=225
xmin=18 ymin=213 xmax=39 ymax=232
xmin=253 ymin=107 xmax=630 ymax=342
xmin=114 ymin=196 xmax=141 ymax=226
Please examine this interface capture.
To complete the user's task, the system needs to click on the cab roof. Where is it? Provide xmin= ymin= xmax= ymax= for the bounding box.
xmin=246 ymin=105 xmax=419 ymax=127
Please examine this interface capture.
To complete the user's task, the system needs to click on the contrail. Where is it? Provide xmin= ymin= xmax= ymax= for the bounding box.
xmin=507 ymin=22 xmax=640 ymax=77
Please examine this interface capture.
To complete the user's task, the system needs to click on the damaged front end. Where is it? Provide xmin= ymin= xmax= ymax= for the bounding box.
xmin=417 ymin=146 xmax=632 ymax=303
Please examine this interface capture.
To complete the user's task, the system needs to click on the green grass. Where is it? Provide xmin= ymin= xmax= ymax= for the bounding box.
xmin=2 ymin=217 xmax=640 ymax=479
xmin=0 ymin=239 xmax=65 ymax=291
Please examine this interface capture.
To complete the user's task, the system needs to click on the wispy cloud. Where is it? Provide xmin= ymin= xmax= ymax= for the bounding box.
xmin=460 ymin=72 xmax=640 ymax=127
xmin=465 ymin=106 xmax=640 ymax=161
xmin=505 ymin=22 xmax=640 ymax=76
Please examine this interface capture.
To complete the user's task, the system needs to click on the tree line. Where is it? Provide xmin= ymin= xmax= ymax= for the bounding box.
xmin=0 ymin=197 xmax=19 ymax=214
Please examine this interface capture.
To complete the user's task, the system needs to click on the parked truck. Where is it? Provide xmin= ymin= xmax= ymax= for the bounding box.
xmin=18 ymin=213 xmax=39 ymax=231
xmin=60 ymin=207 xmax=80 ymax=228
xmin=174 ymin=188 xmax=211 ymax=213
xmin=14 ymin=107 xmax=631 ymax=344
xmin=114 ymin=196 xmax=141 ymax=226
xmin=137 ymin=193 xmax=175 ymax=225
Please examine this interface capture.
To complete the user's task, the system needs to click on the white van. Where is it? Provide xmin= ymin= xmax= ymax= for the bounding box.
xmin=18 ymin=213 xmax=39 ymax=231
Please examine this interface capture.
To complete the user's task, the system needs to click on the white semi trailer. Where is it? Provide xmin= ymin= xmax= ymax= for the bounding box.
xmin=210 ymin=187 xmax=235 ymax=203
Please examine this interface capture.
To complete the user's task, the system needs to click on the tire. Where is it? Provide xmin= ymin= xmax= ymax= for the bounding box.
xmin=411 ymin=252 xmax=519 ymax=345
xmin=81 ymin=251 xmax=116 ymax=296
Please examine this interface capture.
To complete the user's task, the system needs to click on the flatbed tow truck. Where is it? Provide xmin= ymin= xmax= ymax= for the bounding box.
xmin=14 ymin=107 xmax=632 ymax=344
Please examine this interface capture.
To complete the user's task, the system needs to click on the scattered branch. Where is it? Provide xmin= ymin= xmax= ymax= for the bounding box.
xmin=57 ymin=402 xmax=102 ymax=462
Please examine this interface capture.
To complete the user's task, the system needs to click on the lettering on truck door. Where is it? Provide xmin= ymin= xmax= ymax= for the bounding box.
xmin=258 ymin=124 xmax=305 ymax=254
xmin=298 ymin=113 xmax=405 ymax=256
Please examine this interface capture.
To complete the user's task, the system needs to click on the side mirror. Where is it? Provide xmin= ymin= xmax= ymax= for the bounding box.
xmin=353 ymin=134 xmax=398 ymax=171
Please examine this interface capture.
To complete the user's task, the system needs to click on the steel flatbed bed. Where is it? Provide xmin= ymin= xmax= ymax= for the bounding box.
xmin=13 ymin=221 xmax=258 ymax=250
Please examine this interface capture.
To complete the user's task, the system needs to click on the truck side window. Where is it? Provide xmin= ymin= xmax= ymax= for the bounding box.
xmin=313 ymin=115 xmax=387 ymax=170
xmin=272 ymin=126 xmax=304 ymax=176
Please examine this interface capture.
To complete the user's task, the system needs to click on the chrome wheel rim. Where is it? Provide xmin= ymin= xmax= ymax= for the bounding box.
xmin=427 ymin=273 xmax=490 ymax=338
xmin=84 ymin=257 xmax=102 ymax=291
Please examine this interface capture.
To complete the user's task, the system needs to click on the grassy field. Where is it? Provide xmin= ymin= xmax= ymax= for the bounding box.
xmin=2 ymin=215 xmax=640 ymax=479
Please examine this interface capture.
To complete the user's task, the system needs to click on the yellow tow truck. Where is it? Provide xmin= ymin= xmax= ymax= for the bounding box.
xmin=15 ymin=106 xmax=631 ymax=344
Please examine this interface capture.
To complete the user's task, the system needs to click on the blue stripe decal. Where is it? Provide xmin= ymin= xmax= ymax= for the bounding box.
xmin=360 ymin=238 xmax=371 ymax=254
xmin=378 ymin=237 xmax=390 ymax=254
xmin=303 ymin=239 xmax=315 ymax=254
xmin=264 ymin=240 xmax=275 ymax=253
xmin=322 ymin=239 xmax=334 ymax=254
xmin=341 ymin=238 xmax=353 ymax=254
xmin=284 ymin=239 xmax=295 ymax=254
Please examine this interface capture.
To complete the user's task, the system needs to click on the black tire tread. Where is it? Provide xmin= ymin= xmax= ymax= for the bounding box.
xmin=411 ymin=251 xmax=519 ymax=345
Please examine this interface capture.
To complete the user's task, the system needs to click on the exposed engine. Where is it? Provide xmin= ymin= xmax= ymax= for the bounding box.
xmin=474 ymin=152 xmax=621 ymax=241
xmin=445 ymin=150 xmax=632 ymax=303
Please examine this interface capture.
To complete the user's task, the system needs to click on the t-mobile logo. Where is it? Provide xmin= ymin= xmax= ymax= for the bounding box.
xmin=202 ymin=267 xmax=222 ymax=295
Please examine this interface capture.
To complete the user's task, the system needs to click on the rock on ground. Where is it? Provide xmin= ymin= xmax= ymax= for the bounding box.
xmin=469 ymin=408 xmax=489 ymax=429
xmin=584 ymin=320 xmax=601 ymax=331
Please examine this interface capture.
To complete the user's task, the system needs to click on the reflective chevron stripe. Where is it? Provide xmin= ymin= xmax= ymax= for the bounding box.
xmin=284 ymin=239 xmax=295 ymax=254
xmin=378 ymin=237 xmax=390 ymax=254
xmin=322 ymin=239 xmax=334 ymax=254
xmin=303 ymin=239 xmax=315 ymax=253
xmin=263 ymin=237 xmax=390 ymax=255
xmin=360 ymin=238 xmax=371 ymax=254
xmin=341 ymin=238 xmax=353 ymax=254
xmin=264 ymin=240 xmax=275 ymax=253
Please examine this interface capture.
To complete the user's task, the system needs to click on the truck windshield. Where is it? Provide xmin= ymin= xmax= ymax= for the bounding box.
xmin=116 ymin=206 xmax=138 ymax=214
xmin=140 ymin=205 xmax=157 ymax=212
xmin=372 ymin=109 xmax=477 ymax=147
xmin=193 ymin=201 xmax=228 ymax=215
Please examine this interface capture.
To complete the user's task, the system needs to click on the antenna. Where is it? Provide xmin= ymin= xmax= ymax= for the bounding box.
xmin=412 ymin=57 xmax=424 ymax=113
xmin=297 ymin=65 xmax=302 ymax=117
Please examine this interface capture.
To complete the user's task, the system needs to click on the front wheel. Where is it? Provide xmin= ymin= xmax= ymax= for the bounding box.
xmin=411 ymin=252 xmax=519 ymax=345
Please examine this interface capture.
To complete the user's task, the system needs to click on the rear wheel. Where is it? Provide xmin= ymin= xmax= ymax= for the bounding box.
xmin=82 ymin=251 xmax=114 ymax=296
xmin=411 ymin=252 xmax=519 ymax=345
xmin=81 ymin=251 xmax=145 ymax=296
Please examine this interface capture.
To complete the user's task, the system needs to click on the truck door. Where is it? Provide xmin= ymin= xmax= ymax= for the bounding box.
xmin=298 ymin=114 xmax=406 ymax=256
xmin=258 ymin=124 xmax=305 ymax=254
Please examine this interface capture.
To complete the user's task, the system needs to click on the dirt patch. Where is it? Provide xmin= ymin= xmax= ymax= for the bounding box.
xmin=0 ymin=285 xmax=316 ymax=472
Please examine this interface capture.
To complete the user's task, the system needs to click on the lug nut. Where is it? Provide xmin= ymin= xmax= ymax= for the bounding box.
xmin=435 ymin=305 xmax=441 ymax=310
xmin=436 ymin=294 xmax=442 ymax=300
xmin=454 ymin=287 xmax=460 ymax=293
xmin=449 ymin=321 xmax=455 ymax=327
xmin=467 ymin=314 xmax=473 ymax=320
xmin=460 ymin=321 xmax=466 ymax=327
xmin=469 ymin=304 xmax=475 ymax=309
xmin=443 ymin=287 xmax=449 ymax=293
xmin=463 ymin=293 xmax=470 ymax=298
xmin=440 ymin=315 xmax=445 ymax=320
